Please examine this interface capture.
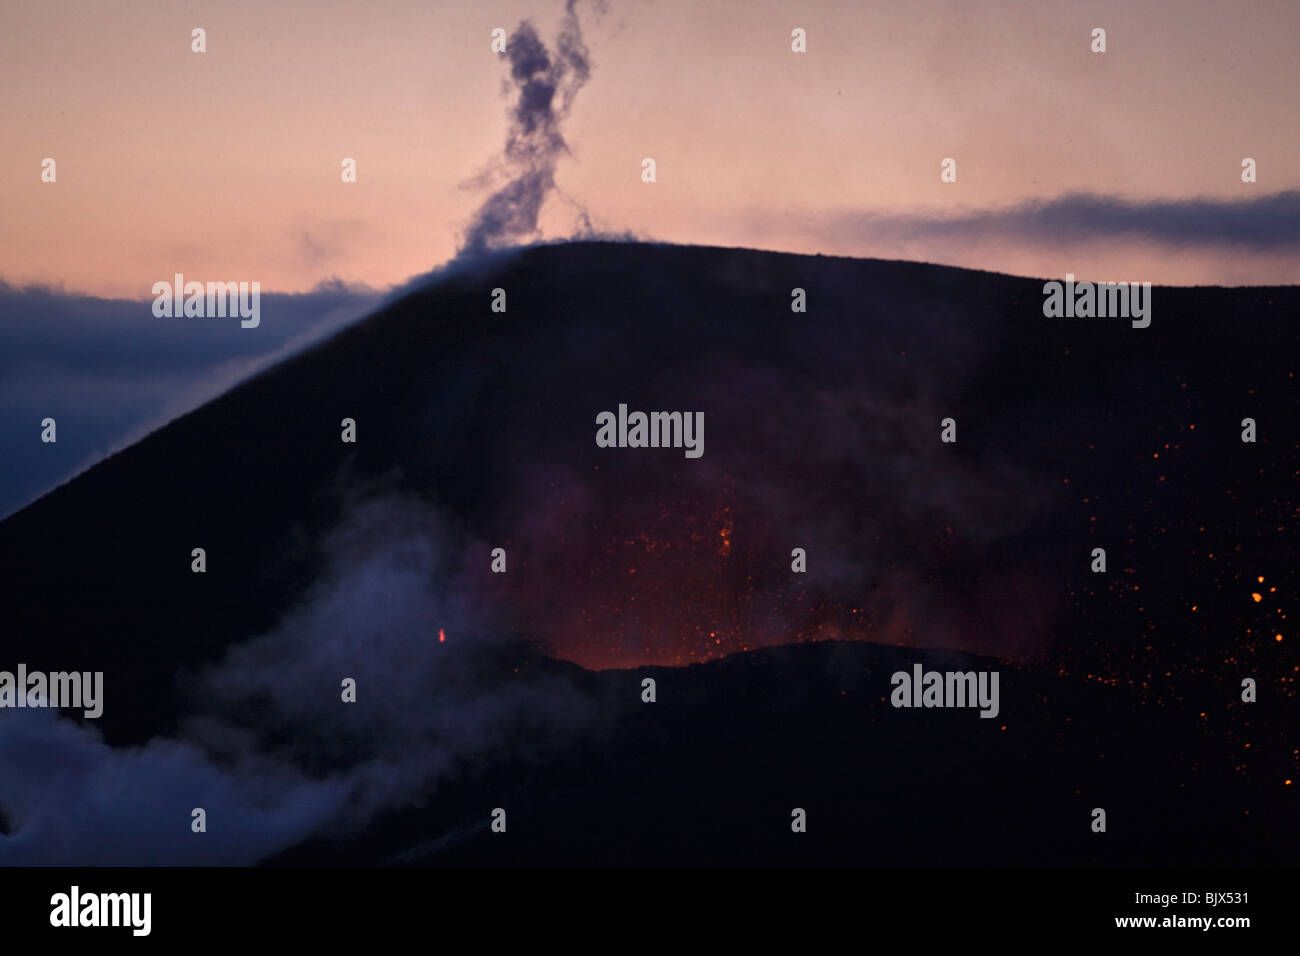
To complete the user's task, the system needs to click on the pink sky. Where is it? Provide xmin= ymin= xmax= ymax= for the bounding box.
xmin=2 ymin=0 xmax=1296 ymax=296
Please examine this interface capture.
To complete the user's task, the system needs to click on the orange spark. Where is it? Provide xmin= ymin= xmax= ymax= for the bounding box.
xmin=1252 ymin=593 xmax=1263 ymax=603
xmin=438 ymin=629 xmax=446 ymax=643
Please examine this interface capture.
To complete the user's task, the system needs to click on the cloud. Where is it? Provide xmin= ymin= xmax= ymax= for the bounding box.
xmin=0 ymin=280 xmax=383 ymax=519
xmin=459 ymin=0 xmax=594 ymax=254
xmin=821 ymin=190 xmax=1300 ymax=251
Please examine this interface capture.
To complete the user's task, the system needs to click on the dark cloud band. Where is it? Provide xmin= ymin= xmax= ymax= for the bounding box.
xmin=830 ymin=190 xmax=1300 ymax=250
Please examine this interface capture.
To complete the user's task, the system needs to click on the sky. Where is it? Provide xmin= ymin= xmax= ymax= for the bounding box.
xmin=0 ymin=0 xmax=1296 ymax=515
xmin=1 ymin=0 xmax=1297 ymax=297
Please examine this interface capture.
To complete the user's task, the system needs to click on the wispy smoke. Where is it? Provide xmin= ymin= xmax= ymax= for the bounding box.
xmin=0 ymin=493 xmax=597 ymax=864
xmin=459 ymin=0 xmax=593 ymax=254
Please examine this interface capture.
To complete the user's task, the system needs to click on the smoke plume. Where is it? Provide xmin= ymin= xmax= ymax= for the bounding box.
xmin=460 ymin=0 xmax=594 ymax=254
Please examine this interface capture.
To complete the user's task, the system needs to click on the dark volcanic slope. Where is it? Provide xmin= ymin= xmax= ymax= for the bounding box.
xmin=271 ymin=641 xmax=1289 ymax=866
xmin=0 ymin=242 xmax=1295 ymax=864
